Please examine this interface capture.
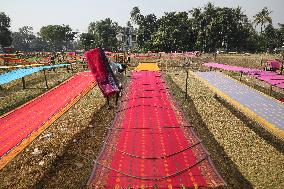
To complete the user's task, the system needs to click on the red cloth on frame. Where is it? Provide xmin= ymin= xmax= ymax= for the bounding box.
xmin=85 ymin=48 xmax=120 ymax=97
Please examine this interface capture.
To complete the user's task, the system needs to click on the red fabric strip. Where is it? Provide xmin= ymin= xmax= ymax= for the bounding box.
xmin=0 ymin=72 xmax=95 ymax=158
xmin=88 ymin=71 xmax=224 ymax=188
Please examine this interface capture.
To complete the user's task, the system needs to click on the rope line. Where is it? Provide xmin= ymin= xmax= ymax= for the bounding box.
xmin=116 ymin=104 xmax=181 ymax=113
xmin=95 ymin=155 xmax=208 ymax=181
xmin=104 ymin=140 xmax=202 ymax=159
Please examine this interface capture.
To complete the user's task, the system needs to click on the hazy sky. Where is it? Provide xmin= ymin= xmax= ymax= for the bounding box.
xmin=1 ymin=0 xmax=284 ymax=33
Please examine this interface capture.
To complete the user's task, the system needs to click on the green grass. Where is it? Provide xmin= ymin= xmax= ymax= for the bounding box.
xmin=0 ymin=64 xmax=85 ymax=115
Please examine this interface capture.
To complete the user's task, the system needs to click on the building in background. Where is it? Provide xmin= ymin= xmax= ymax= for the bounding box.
xmin=116 ymin=23 xmax=137 ymax=52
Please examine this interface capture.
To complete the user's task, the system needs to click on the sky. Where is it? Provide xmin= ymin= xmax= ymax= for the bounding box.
xmin=1 ymin=0 xmax=284 ymax=33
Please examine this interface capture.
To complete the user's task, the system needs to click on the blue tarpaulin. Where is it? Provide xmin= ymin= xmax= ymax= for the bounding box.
xmin=0 ymin=64 xmax=69 ymax=85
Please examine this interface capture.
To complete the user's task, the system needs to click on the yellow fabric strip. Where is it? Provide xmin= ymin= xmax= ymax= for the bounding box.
xmin=135 ymin=63 xmax=160 ymax=71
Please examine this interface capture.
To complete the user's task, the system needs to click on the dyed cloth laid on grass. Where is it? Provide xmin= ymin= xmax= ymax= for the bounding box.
xmin=276 ymin=83 xmax=284 ymax=89
xmin=0 ymin=72 xmax=96 ymax=170
xmin=203 ymin=62 xmax=284 ymax=89
xmin=85 ymin=48 xmax=119 ymax=97
xmin=87 ymin=71 xmax=225 ymax=188
xmin=257 ymin=75 xmax=284 ymax=85
xmin=266 ymin=60 xmax=282 ymax=70
xmin=0 ymin=64 xmax=70 ymax=85
xmin=203 ymin=62 xmax=259 ymax=73
xmin=184 ymin=51 xmax=197 ymax=57
xmin=194 ymin=71 xmax=284 ymax=139
xmin=0 ymin=65 xmax=26 ymax=69
xmin=135 ymin=63 xmax=160 ymax=71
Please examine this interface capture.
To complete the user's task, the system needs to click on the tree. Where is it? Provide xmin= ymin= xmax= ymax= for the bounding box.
xmin=88 ymin=18 xmax=119 ymax=51
xmin=30 ymin=37 xmax=49 ymax=51
xmin=277 ymin=24 xmax=284 ymax=48
xmin=263 ymin=24 xmax=280 ymax=52
xmin=152 ymin=12 xmax=194 ymax=52
xmin=253 ymin=7 xmax=272 ymax=33
xmin=190 ymin=3 xmax=219 ymax=51
xmin=190 ymin=3 xmax=253 ymax=52
xmin=137 ymin=14 xmax=157 ymax=51
xmin=278 ymin=24 xmax=284 ymax=35
xmin=130 ymin=7 xmax=142 ymax=25
xmin=127 ymin=4 xmax=276 ymax=53
xmin=0 ymin=12 xmax=12 ymax=47
xmin=130 ymin=7 xmax=158 ymax=51
xmin=39 ymin=25 xmax=76 ymax=51
xmin=79 ymin=32 xmax=95 ymax=50
xmin=12 ymin=26 xmax=35 ymax=51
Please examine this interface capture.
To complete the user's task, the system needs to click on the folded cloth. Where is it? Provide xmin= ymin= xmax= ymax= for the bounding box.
xmin=85 ymin=48 xmax=120 ymax=97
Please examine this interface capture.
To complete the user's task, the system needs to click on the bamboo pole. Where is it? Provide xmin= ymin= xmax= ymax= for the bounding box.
xmin=43 ymin=69 xmax=49 ymax=89
xmin=22 ymin=77 xmax=26 ymax=89
xmin=185 ymin=68 xmax=189 ymax=99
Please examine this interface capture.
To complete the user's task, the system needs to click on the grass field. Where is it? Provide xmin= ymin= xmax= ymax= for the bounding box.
xmin=0 ymin=64 xmax=86 ymax=116
xmin=166 ymin=69 xmax=284 ymax=188
xmin=0 ymin=55 xmax=283 ymax=188
xmin=157 ymin=53 xmax=284 ymax=100
xmin=0 ymin=87 xmax=112 ymax=189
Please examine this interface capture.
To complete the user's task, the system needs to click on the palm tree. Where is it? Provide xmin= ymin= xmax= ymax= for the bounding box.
xmin=253 ymin=7 xmax=272 ymax=33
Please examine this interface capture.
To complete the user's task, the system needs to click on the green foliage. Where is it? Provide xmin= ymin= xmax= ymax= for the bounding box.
xmin=130 ymin=7 xmax=158 ymax=51
xmin=88 ymin=18 xmax=119 ymax=51
xmin=0 ymin=12 xmax=12 ymax=47
xmin=190 ymin=3 xmax=253 ymax=52
xmin=30 ymin=37 xmax=49 ymax=52
xmin=136 ymin=14 xmax=157 ymax=51
xmin=263 ymin=24 xmax=282 ymax=52
xmin=12 ymin=26 xmax=49 ymax=52
xmin=12 ymin=26 xmax=35 ymax=51
xmin=152 ymin=12 xmax=194 ymax=52
xmin=39 ymin=25 xmax=76 ymax=51
xmin=253 ymin=7 xmax=272 ymax=33
xmin=130 ymin=7 xmax=142 ymax=25
xmin=277 ymin=24 xmax=284 ymax=47
xmin=127 ymin=4 xmax=284 ymax=53
xmin=130 ymin=3 xmax=266 ymax=53
xmin=79 ymin=32 xmax=96 ymax=50
xmin=4 ymin=4 xmax=284 ymax=53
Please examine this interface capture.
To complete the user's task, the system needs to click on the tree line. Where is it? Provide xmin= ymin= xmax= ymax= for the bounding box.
xmin=0 ymin=3 xmax=283 ymax=53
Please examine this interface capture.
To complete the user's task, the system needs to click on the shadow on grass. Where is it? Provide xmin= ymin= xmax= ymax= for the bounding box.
xmin=165 ymin=75 xmax=253 ymax=189
xmin=215 ymin=96 xmax=284 ymax=154
xmin=33 ymin=103 xmax=116 ymax=189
